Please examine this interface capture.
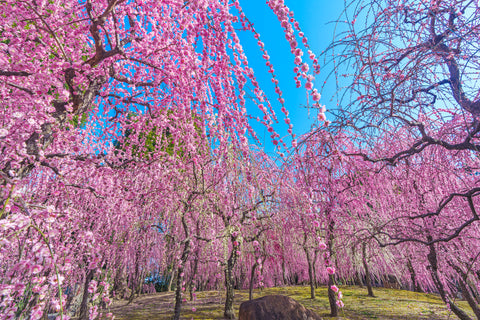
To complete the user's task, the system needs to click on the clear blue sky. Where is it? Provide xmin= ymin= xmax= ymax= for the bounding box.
xmin=237 ymin=0 xmax=346 ymax=155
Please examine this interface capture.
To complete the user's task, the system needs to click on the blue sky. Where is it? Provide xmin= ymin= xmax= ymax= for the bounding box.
xmin=90 ymin=1 xmax=347 ymax=156
xmin=237 ymin=0 xmax=346 ymax=155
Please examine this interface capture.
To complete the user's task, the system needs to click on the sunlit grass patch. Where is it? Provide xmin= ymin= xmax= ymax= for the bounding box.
xmin=105 ymin=285 xmax=474 ymax=320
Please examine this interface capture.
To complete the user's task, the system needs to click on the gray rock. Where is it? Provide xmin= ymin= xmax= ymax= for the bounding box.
xmin=239 ymin=295 xmax=322 ymax=320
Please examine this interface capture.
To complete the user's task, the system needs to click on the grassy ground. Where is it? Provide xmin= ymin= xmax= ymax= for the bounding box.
xmin=102 ymin=286 xmax=474 ymax=319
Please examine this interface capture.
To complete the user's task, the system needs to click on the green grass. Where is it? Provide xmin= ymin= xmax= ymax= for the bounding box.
xmin=103 ymin=286 xmax=475 ymax=319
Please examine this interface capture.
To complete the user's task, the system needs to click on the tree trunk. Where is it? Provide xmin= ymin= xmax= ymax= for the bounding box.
xmin=189 ymin=253 xmax=199 ymax=301
xmin=168 ymin=268 xmax=176 ymax=292
xmin=249 ymin=263 xmax=258 ymax=301
xmin=128 ymin=252 xmax=141 ymax=303
xmin=459 ymin=277 xmax=480 ymax=320
xmin=427 ymin=240 xmax=472 ymax=320
xmin=224 ymin=266 xmax=236 ymax=319
xmin=303 ymin=234 xmax=315 ymax=300
xmin=224 ymin=247 xmax=238 ymax=320
xmin=172 ymin=212 xmax=191 ymax=320
xmin=282 ymin=259 xmax=288 ymax=285
xmin=313 ymin=250 xmax=319 ymax=289
xmin=356 ymin=270 xmax=364 ymax=288
xmin=325 ymin=216 xmax=337 ymax=316
xmin=172 ymin=238 xmax=191 ymax=320
xmin=64 ymin=283 xmax=79 ymax=314
xmin=173 ymin=264 xmax=185 ymax=320
xmin=239 ymin=265 xmax=247 ymax=290
xmin=78 ymin=269 xmax=95 ymax=320
xmin=136 ymin=270 xmax=147 ymax=295
xmin=362 ymin=243 xmax=375 ymax=297
xmin=407 ymin=259 xmax=423 ymax=292
xmin=349 ymin=245 xmax=358 ymax=288
xmin=327 ymin=273 xmax=338 ymax=317
xmin=450 ymin=262 xmax=480 ymax=320
xmin=113 ymin=260 xmax=127 ymax=298
xmin=303 ymin=247 xmax=315 ymax=299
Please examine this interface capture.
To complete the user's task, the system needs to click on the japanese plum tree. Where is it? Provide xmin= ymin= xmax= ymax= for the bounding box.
xmin=0 ymin=153 xmax=174 ymax=319
xmin=328 ymin=0 xmax=480 ymax=152
xmin=331 ymin=155 xmax=412 ymax=297
xmin=282 ymin=129 xmax=353 ymax=315
xmin=318 ymin=1 xmax=480 ymax=317
xmin=359 ymin=143 xmax=480 ymax=320
xmin=206 ymin=149 xmax=278 ymax=319
xmin=1 ymin=0 xmax=325 ymax=318
xmin=170 ymin=163 xmax=210 ymax=319
xmin=324 ymin=0 xmax=480 ymax=241
xmin=324 ymin=124 xmax=479 ymax=319
xmin=0 ymin=0 xmax=321 ymax=205
xmin=277 ymin=165 xmax=319 ymax=300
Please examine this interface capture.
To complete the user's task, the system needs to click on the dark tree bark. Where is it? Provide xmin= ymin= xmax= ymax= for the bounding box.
xmin=78 ymin=269 xmax=95 ymax=320
xmin=224 ymin=247 xmax=238 ymax=319
xmin=362 ymin=243 xmax=375 ymax=297
xmin=351 ymin=245 xmax=363 ymax=287
xmin=172 ymin=203 xmax=193 ymax=320
xmin=128 ymin=250 xmax=142 ymax=303
xmin=64 ymin=283 xmax=78 ymax=315
xmin=327 ymin=274 xmax=338 ymax=317
xmin=167 ymin=269 xmax=176 ymax=292
xmin=356 ymin=270 xmax=364 ymax=288
xmin=282 ymin=259 xmax=288 ymax=285
xmin=427 ymin=239 xmax=472 ymax=320
xmin=172 ymin=238 xmax=191 ymax=320
xmin=459 ymin=278 xmax=480 ymax=320
xmin=450 ymin=262 xmax=480 ymax=320
xmin=313 ymin=249 xmax=319 ymax=289
xmin=189 ymin=249 xmax=200 ymax=301
xmin=239 ymin=265 xmax=247 ymax=290
xmin=407 ymin=259 xmax=423 ymax=293
xmin=249 ymin=262 xmax=258 ymax=301
xmin=302 ymin=233 xmax=316 ymax=300
xmin=306 ymin=250 xmax=315 ymax=300
xmin=326 ymin=217 xmax=337 ymax=316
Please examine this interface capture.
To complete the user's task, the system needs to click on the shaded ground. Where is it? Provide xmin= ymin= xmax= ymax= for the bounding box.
xmin=101 ymin=286 xmax=474 ymax=319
